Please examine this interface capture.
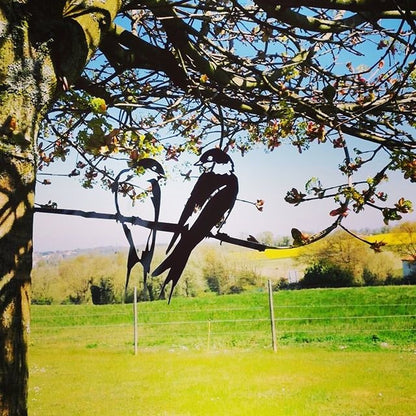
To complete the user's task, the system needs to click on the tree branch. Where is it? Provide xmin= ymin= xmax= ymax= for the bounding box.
xmin=33 ymin=206 xmax=340 ymax=251
xmin=271 ymin=0 xmax=416 ymax=12
xmin=253 ymin=0 xmax=369 ymax=33
xmin=100 ymin=22 xmax=189 ymax=88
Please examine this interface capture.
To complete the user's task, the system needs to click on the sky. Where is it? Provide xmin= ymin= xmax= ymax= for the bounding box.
xmin=30 ymin=12 xmax=416 ymax=254
xmin=33 ymin=139 xmax=416 ymax=253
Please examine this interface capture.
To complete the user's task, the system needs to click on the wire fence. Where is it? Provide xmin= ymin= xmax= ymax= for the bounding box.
xmin=31 ymin=298 xmax=416 ymax=351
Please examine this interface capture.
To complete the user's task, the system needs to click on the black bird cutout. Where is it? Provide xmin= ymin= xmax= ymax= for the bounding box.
xmin=113 ymin=158 xmax=165 ymax=299
xmin=152 ymin=148 xmax=239 ymax=302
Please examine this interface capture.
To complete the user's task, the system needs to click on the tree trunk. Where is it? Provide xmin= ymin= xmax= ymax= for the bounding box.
xmin=0 ymin=4 xmax=45 ymax=414
xmin=0 ymin=1 xmax=121 ymax=414
xmin=0 ymin=4 xmax=52 ymax=413
xmin=0 ymin=152 xmax=35 ymax=416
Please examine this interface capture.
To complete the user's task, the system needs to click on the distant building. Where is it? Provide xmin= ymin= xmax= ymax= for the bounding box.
xmin=402 ymin=257 xmax=416 ymax=278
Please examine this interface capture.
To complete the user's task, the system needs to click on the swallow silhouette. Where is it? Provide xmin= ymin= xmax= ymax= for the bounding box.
xmin=180 ymin=169 xmax=193 ymax=181
xmin=113 ymin=158 xmax=165 ymax=299
xmin=152 ymin=148 xmax=238 ymax=302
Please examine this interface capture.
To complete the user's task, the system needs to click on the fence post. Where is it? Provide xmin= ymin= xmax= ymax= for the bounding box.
xmin=268 ymin=280 xmax=277 ymax=352
xmin=133 ymin=286 xmax=138 ymax=355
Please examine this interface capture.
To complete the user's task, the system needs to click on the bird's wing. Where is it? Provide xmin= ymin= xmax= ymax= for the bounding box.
xmin=187 ymin=174 xmax=238 ymax=238
xmin=166 ymin=171 xmax=227 ymax=253
xmin=123 ymin=223 xmax=141 ymax=295
xmin=140 ymin=179 xmax=161 ymax=280
xmin=113 ymin=168 xmax=142 ymax=296
xmin=153 ymin=173 xmax=238 ymax=300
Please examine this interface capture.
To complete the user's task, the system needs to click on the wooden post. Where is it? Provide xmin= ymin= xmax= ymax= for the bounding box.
xmin=133 ymin=287 xmax=138 ymax=355
xmin=268 ymin=280 xmax=277 ymax=352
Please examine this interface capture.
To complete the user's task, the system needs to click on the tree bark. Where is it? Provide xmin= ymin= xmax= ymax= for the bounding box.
xmin=0 ymin=4 xmax=45 ymax=414
xmin=0 ymin=152 xmax=35 ymax=416
xmin=0 ymin=1 xmax=121 ymax=414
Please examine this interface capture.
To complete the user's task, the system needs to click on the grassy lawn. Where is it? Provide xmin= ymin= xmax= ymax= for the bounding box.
xmin=28 ymin=287 xmax=416 ymax=415
xmin=30 ymin=286 xmax=416 ymax=350
xmin=29 ymin=347 xmax=416 ymax=415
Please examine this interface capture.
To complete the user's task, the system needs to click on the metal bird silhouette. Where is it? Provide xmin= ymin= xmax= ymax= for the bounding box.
xmin=152 ymin=148 xmax=238 ymax=302
xmin=113 ymin=158 xmax=165 ymax=299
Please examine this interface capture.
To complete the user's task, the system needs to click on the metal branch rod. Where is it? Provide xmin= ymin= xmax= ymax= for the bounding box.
xmin=34 ymin=206 xmax=178 ymax=232
xmin=33 ymin=206 xmax=284 ymax=252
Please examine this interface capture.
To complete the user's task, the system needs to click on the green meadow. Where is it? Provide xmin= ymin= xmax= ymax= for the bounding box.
xmin=29 ymin=287 xmax=416 ymax=415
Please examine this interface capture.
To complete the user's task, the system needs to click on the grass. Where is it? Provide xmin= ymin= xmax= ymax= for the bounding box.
xmin=30 ymin=286 xmax=416 ymax=351
xmin=28 ymin=287 xmax=416 ymax=415
xmin=29 ymin=348 xmax=416 ymax=415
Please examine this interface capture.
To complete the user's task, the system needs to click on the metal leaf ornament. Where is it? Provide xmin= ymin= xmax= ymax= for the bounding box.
xmin=152 ymin=148 xmax=239 ymax=302
xmin=113 ymin=158 xmax=165 ymax=299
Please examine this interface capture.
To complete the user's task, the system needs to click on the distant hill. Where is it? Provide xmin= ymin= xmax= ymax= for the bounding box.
xmin=33 ymin=246 xmax=128 ymax=265
xmin=33 ymin=229 xmax=413 ymax=265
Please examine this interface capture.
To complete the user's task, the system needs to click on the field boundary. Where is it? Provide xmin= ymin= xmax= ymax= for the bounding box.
xmin=31 ymin=300 xmax=416 ymax=351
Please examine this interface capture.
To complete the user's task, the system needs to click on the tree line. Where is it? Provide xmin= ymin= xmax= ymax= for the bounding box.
xmin=32 ymin=222 xmax=416 ymax=305
xmin=32 ymin=245 xmax=265 ymax=305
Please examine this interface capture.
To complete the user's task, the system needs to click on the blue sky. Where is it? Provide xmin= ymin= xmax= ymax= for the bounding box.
xmin=32 ymin=13 xmax=416 ymax=253
xmin=33 ymin=139 xmax=416 ymax=252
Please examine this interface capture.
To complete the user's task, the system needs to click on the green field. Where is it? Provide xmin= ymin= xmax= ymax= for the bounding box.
xmin=262 ymin=231 xmax=413 ymax=259
xmin=29 ymin=287 xmax=416 ymax=415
